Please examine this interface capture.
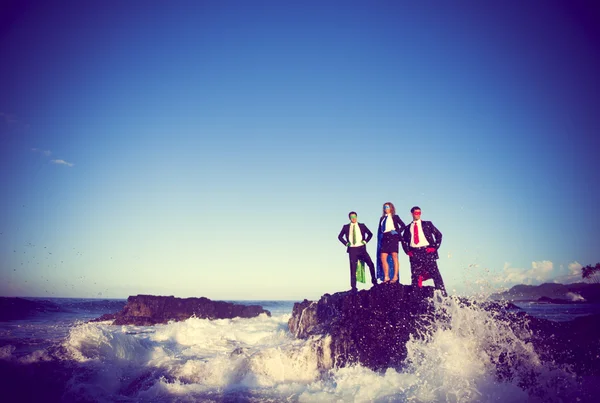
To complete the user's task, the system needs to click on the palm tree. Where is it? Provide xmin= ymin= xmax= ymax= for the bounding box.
xmin=582 ymin=263 xmax=600 ymax=284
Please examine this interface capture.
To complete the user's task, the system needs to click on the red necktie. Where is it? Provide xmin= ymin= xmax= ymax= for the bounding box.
xmin=414 ymin=222 xmax=420 ymax=244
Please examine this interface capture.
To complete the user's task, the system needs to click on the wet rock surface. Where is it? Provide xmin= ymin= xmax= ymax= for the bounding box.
xmin=92 ymin=295 xmax=271 ymax=325
xmin=289 ymin=283 xmax=437 ymax=370
xmin=526 ymin=313 xmax=600 ymax=375
xmin=289 ymin=284 xmax=600 ymax=375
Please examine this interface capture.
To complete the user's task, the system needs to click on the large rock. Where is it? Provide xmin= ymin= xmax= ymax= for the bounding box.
xmin=289 ymin=284 xmax=600 ymax=375
xmin=525 ymin=313 xmax=600 ymax=375
xmin=92 ymin=295 xmax=271 ymax=325
xmin=289 ymin=283 xmax=437 ymax=370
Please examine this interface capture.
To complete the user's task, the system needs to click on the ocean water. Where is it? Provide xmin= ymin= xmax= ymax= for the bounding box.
xmin=1 ymin=297 xmax=599 ymax=402
xmin=512 ymin=301 xmax=600 ymax=322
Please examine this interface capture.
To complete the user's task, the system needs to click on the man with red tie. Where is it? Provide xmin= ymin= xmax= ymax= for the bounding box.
xmin=401 ymin=206 xmax=447 ymax=296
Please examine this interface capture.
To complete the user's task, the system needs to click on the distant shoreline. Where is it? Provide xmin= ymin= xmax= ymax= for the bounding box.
xmin=489 ymin=282 xmax=600 ymax=303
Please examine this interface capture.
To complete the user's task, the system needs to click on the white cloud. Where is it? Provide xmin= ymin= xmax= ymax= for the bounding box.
xmin=552 ymin=261 xmax=583 ymax=284
xmin=494 ymin=260 xmax=583 ymax=286
xmin=31 ymin=148 xmax=52 ymax=156
xmin=31 ymin=148 xmax=74 ymax=167
xmin=496 ymin=260 xmax=554 ymax=285
xmin=51 ymin=159 xmax=74 ymax=167
xmin=568 ymin=262 xmax=582 ymax=277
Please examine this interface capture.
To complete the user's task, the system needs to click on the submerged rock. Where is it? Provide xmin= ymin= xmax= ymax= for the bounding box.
xmin=92 ymin=295 xmax=270 ymax=325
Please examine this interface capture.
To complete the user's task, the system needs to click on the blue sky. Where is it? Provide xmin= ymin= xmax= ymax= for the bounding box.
xmin=1 ymin=1 xmax=599 ymax=300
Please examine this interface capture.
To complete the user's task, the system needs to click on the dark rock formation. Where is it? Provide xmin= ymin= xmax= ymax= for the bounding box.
xmin=289 ymin=283 xmax=437 ymax=370
xmin=92 ymin=295 xmax=271 ymax=325
xmin=526 ymin=313 xmax=600 ymax=375
xmin=490 ymin=282 xmax=600 ymax=302
xmin=289 ymin=284 xmax=600 ymax=375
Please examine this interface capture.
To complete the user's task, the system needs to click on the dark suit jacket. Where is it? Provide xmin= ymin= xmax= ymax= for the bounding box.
xmin=401 ymin=220 xmax=442 ymax=260
xmin=338 ymin=223 xmax=373 ymax=253
xmin=377 ymin=215 xmax=406 ymax=237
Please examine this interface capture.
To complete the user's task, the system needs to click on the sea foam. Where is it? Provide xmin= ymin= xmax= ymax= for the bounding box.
xmin=51 ymin=297 xmax=586 ymax=402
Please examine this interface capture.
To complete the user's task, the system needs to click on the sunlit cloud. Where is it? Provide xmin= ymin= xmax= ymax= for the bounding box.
xmin=31 ymin=148 xmax=52 ymax=156
xmin=494 ymin=260 xmax=583 ymax=286
xmin=568 ymin=261 xmax=583 ymax=276
xmin=552 ymin=261 xmax=583 ymax=284
xmin=31 ymin=148 xmax=74 ymax=167
xmin=51 ymin=159 xmax=74 ymax=167
xmin=498 ymin=260 xmax=554 ymax=285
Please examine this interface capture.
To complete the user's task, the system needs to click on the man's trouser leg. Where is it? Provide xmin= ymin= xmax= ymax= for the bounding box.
xmin=357 ymin=247 xmax=376 ymax=285
xmin=426 ymin=259 xmax=447 ymax=296
xmin=348 ymin=249 xmax=358 ymax=290
xmin=409 ymin=255 xmax=428 ymax=307
xmin=409 ymin=254 xmax=423 ymax=287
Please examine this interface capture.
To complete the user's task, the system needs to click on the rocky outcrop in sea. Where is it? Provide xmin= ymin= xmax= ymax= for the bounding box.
xmin=289 ymin=284 xmax=600 ymax=376
xmin=91 ymin=294 xmax=270 ymax=325
xmin=289 ymin=283 xmax=437 ymax=370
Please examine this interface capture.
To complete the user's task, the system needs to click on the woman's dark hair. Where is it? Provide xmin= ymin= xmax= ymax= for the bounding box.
xmin=382 ymin=202 xmax=396 ymax=217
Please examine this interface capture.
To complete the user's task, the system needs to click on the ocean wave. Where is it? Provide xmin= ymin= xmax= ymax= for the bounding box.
xmin=402 ymin=294 xmax=577 ymax=402
xmin=2 ymin=298 xmax=597 ymax=402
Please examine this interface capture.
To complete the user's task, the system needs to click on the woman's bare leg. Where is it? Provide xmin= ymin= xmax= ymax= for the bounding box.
xmin=381 ymin=252 xmax=390 ymax=282
xmin=391 ymin=253 xmax=399 ymax=282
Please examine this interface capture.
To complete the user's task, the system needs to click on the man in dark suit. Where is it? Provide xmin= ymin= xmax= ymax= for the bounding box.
xmin=338 ymin=211 xmax=377 ymax=291
xmin=401 ymin=206 xmax=447 ymax=296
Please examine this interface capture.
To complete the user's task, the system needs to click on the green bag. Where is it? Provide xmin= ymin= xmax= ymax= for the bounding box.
xmin=356 ymin=260 xmax=366 ymax=283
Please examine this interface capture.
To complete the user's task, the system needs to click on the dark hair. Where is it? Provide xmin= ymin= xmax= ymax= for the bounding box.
xmin=382 ymin=202 xmax=396 ymax=217
xmin=348 ymin=211 xmax=357 ymax=218
xmin=411 ymin=206 xmax=421 ymax=213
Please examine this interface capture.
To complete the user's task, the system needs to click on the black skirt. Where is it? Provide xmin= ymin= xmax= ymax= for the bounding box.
xmin=380 ymin=232 xmax=399 ymax=254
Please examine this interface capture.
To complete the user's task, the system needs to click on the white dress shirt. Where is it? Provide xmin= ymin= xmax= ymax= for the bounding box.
xmin=382 ymin=214 xmax=395 ymax=233
xmin=349 ymin=223 xmax=364 ymax=247
xmin=410 ymin=220 xmax=430 ymax=248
